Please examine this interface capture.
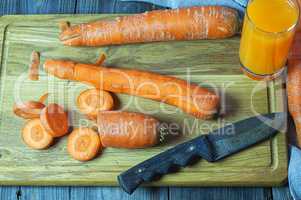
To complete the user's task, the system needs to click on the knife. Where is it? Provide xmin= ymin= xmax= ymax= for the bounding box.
xmin=118 ymin=112 xmax=286 ymax=194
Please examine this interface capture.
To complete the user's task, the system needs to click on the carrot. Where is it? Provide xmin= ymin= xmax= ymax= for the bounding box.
xmin=67 ymin=127 xmax=102 ymax=161
xmin=287 ymin=14 xmax=301 ymax=146
xmin=59 ymin=6 xmax=239 ymax=46
xmin=97 ymin=111 xmax=161 ymax=148
xmin=59 ymin=21 xmax=70 ymax=32
xmin=95 ymin=53 xmax=106 ymax=66
xmin=43 ymin=59 xmax=219 ymax=119
xmin=29 ymin=51 xmax=40 ymax=81
xmin=13 ymin=101 xmax=45 ymax=119
xmin=77 ymin=88 xmax=114 ymax=120
xmin=38 ymin=92 xmax=49 ymax=104
xmin=40 ymin=103 xmax=69 ymax=137
xmin=22 ymin=119 xmax=54 ymax=149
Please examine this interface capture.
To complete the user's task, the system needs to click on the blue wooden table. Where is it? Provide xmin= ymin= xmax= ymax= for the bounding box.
xmin=0 ymin=0 xmax=293 ymax=199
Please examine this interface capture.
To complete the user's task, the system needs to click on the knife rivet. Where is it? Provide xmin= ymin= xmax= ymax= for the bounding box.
xmin=138 ymin=168 xmax=143 ymax=173
xmin=189 ymin=145 xmax=195 ymax=151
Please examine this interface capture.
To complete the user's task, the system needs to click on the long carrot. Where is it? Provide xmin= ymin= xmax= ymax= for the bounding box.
xmin=97 ymin=111 xmax=160 ymax=149
xmin=59 ymin=6 xmax=239 ymax=47
xmin=43 ymin=59 xmax=219 ymax=119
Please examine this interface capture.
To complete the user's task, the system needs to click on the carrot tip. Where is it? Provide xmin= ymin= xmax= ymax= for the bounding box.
xmin=29 ymin=51 xmax=40 ymax=81
xmin=59 ymin=21 xmax=70 ymax=32
xmin=95 ymin=53 xmax=107 ymax=66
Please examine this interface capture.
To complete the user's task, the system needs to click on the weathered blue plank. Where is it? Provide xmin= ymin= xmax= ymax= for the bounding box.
xmin=0 ymin=0 xmax=19 ymax=15
xmin=76 ymin=0 xmax=163 ymax=14
xmin=70 ymin=187 xmax=168 ymax=200
xmin=0 ymin=186 xmax=19 ymax=200
xmin=114 ymin=1 xmax=164 ymax=13
xmin=272 ymin=187 xmax=292 ymax=200
xmin=76 ymin=0 xmax=117 ymax=13
xmin=169 ymin=187 xmax=271 ymax=200
xmin=20 ymin=186 xmax=70 ymax=200
xmin=0 ymin=0 xmax=76 ymax=15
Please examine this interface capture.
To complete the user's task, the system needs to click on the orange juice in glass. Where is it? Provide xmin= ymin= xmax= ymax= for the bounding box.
xmin=239 ymin=0 xmax=299 ymax=80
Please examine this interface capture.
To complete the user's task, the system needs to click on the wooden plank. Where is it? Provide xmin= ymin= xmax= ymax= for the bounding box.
xmin=70 ymin=187 xmax=168 ymax=200
xmin=169 ymin=187 xmax=271 ymax=200
xmin=114 ymin=0 xmax=164 ymax=13
xmin=76 ymin=0 xmax=117 ymax=13
xmin=0 ymin=15 xmax=287 ymax=186
xmin=19 ymin=186 xmax=69 ymax=200
xmin=0 ymin=0 xmax=76 ymax=15
xmin=272 ymin=187 xmax=292 ymax=200
xmin=76 ymin=0 xmax=163 ymax=14
xmin=0 ymin=186 xmax=19 ymax=200
xmin=0 ymin=0 xmax=19 ymax=15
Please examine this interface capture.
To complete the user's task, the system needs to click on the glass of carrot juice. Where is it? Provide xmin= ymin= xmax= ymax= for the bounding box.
xmin=239 ymin=0 xmax=299 ymax=80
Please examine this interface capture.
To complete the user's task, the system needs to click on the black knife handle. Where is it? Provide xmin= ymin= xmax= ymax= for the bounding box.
xmin=117 ymin=136 xmax=215 ymax=194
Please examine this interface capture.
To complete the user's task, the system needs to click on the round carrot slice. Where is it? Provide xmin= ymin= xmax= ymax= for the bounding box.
xmin=76 ymin=89 xmax=114 ymax=120
xmin=13 ymin=101 xmax=45 ymax=119
xmin=40 ymin=103 xmax=69 ymax=137
xmin=67 ymin=127 xmax=102 ymax=161
xmin=22 ymin=119 xmax=54 ymax=149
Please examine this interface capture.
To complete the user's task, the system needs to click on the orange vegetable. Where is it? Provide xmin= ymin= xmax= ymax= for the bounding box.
xmin=67 ymin=127 xmax=102 ymax=161
xmin=13 ymin=101 xmax=45 ymax=119
xmin=43 ymin=59 xmax=219 ymax=119
xmin=38 ymin=92 xmax=49 ymax=104
xmin=288 ymin=15 xmax=301 ymax=146
xmin=29 ymin=51 xmax=40 ymax=81
xmin=22 ymin=119 xmax=54 ymax=149
xmin=77 ymin=88 xmax=114 ymax=120
xmin=59 ymin=6 xmax=239 ymax=46
xmin=97 ymin=111 xmax=160 ymax=149
xmin=40 ymin=103 xmax=69 ymax=137
xmin=95 ymin=53 xmax=106 ymax=65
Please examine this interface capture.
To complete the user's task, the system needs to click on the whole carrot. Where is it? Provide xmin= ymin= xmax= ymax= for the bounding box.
xmin=43 ymin=59 xmax=219 ymax=119
xmin=59 ymin=6 xmax=239 ymax=46
xmin=97 ymin=111 xmax=160 ymax=148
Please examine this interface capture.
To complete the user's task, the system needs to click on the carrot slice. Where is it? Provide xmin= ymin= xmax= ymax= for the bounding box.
xmin=22 ymin=119 xmax=54 ymax=149
xmin=67 ymin=127 xmax=102 ymax=161
xmin=95 ymin=53 xmax=106 ymax=65
xmin=29 ymin=51 xmax=40 ymax=81
xmin=76 ymin=88 xmax=114 ymax=120
xmin=13 ymin=101 xmax=45 ymax=119
xmin=38 ymin=92 xmax=49 ymax=104
xmin=40 ymin=103 xmax=69 ymax=137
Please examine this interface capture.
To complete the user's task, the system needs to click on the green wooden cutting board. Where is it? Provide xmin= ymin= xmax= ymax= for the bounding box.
xmin=0 ymin=15 xmax=287 ymax=186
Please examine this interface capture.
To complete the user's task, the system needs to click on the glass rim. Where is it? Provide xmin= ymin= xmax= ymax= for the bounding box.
xmin=246 ymin=0 xmax=300 ymax=35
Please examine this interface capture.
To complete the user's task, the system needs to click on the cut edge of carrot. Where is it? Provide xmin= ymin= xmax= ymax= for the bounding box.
xmin=29 ymin=51 xmax=40 ymax=81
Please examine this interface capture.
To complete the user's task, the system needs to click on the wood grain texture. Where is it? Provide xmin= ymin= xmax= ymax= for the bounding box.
xmin=20 ymin=186 xmax=69 ymax=200
xmin=169 ymin=187 xmax=271 ymax=200
xmin=0 ymin=15 xmax=287 ymax=186
xmin=76 ymin=0 xmax=163 ymax=14
xmin=0 ymin=0 xmax=76 ymax=14
xmin=0 ymin=186 xmax=19 ymax=200
xmin=272 ymin=187 xmax=292 ymax=200
xmin=70 ymin=187 xmax=168 ymax=200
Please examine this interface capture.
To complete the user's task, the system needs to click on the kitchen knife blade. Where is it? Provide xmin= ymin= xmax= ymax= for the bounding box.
xmin=118 ymin=112 xmax=285 ymax=194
